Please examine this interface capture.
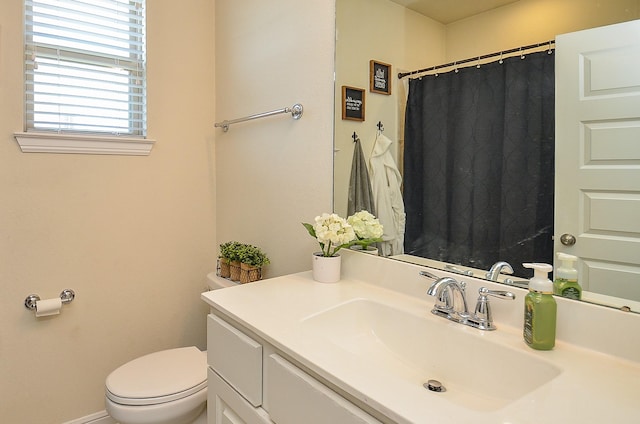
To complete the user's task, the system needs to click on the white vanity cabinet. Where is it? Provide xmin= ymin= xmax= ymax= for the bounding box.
xmin=208 ymin=369 xmax=271 ymax=424
xmin=206 ymin=313 xmax=383 ymax=424
xmin=266 ymin=353 xmax=383 ymax=424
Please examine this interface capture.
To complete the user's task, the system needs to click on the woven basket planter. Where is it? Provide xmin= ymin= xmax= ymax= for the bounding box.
xmin=219 ymin=258 xmax=231 ymax=278
xmin=240 ymin=263 xmax=263 ymax=284
xmin=229 ymin=260 xmax=241 ymax=281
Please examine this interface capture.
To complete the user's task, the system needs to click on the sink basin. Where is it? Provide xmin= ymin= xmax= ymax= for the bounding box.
xmin=301 ymin=298 xmax=561 ymax=412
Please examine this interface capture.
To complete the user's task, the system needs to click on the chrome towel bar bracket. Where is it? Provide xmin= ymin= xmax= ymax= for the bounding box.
xmin=24 ymin=289 xmax=75 ymax=310
xmin=215 ymin=103 xmax=303 ymax=132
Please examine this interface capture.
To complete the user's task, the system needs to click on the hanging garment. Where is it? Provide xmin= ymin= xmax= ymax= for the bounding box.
xmin=347 ymin=138 xmax=376 ymax=216
xmin=369 ymin=132 xmax=406 ymax=256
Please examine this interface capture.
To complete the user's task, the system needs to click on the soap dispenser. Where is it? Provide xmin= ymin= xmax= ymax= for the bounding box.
xmin=554 ymin=252 xmax=582 ymax=300
xmin=523 ymin=263 xmax=556 ymax=350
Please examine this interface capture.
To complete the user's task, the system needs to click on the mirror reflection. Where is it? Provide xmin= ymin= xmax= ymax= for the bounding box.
xmin=334 ymin=0 xmax=640 ymax=311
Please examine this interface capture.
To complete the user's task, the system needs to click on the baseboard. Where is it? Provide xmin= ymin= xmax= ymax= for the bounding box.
xmin=62 ymin=411 xmax=116 ymax=424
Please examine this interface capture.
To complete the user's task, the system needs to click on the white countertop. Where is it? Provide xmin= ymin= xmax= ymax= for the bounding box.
xmin=201 ymin=254 xmax=640 ymax=423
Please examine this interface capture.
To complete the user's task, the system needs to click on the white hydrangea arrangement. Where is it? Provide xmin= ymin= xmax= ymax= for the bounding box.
xmin=347 ymin=210 xmax=384 ymax=249
xmin=303 ymin=211 xmax=384 ymax=257
xmin=303 ymin=213 xmax=356 ymax=257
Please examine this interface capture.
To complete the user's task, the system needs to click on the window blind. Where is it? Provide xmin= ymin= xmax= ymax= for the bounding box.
xmin=25 ymin=0 xmax=146 ymax=137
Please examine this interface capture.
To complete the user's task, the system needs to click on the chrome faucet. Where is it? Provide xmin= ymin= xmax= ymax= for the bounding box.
xmin=486 ymin=261 xmax=514 ymax=281
xmin=425 ymin=276 xmax=470 ymax=323
xmin=421 ymin=271 xmax=515 ymax=330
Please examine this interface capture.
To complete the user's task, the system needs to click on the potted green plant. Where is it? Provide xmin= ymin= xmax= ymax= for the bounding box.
xmin=219 ymin=241 xmax=242 ymax=280
xmin=238 ymin=244 xmax=270 ymax=283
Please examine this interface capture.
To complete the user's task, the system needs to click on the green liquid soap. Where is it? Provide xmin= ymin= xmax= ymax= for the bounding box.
xmin=524 ymin=291 xmax=557 ymax=350
xmin=523 ymin=263 xmax=557 ymax=350
xmin=554 ymin=253 xmax=582 ymax=300
xmin=554 ymin=277 xmax=582 ymax=300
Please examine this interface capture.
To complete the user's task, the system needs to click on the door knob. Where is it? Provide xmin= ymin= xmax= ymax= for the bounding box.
xmin=560 ymin=233 xmax=576 ymax=246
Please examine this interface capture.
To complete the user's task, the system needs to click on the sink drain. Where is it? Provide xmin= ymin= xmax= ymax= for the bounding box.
xmin=423 ymin=379 xmax=446 ymax=393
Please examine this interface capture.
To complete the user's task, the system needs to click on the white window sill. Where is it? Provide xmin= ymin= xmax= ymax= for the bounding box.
xmin=14 ymin=132 xmax=155 ymax=156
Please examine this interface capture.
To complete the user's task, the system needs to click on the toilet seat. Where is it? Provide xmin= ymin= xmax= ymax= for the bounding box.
xmin=106 ymin=346 xmax=207 ymax=406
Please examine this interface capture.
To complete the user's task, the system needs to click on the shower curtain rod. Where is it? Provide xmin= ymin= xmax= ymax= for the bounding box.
xmin=397 ymin=39 xmax=555 ymax=79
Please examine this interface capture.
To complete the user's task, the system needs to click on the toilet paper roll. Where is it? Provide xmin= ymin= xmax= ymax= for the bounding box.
xmin=35 ymin=298 xmax=62 ymax=317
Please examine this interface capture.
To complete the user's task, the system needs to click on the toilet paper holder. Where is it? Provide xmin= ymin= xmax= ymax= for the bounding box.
xmin=24 ymin=289 xmax=75 ymax=311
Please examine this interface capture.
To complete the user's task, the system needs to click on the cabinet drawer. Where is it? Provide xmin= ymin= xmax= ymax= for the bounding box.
xmin=267 ymin=354 xmax=382 ymax=424
xmin=208 ymin=369 xmax=272 ymax=424
xmin=207 ymin=314 xmax=262 ymax=406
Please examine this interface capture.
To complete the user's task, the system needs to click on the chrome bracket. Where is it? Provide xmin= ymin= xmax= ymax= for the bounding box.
xmin=24 ymin=289 xmax=75 ymax=310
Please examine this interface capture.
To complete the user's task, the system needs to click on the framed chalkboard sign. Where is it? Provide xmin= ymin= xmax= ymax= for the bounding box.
xmin=370 ymin=60 xmax=391 ymax=95
xmin=342 ymin=86 xmax=365 ymax=121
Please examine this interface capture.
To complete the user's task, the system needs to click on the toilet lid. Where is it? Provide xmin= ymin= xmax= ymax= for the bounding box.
xmin=106 ymin=346 xmax=207 ymax=406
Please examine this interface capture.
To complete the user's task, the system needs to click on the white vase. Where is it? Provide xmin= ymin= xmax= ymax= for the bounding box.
xmin=312 ymin=252 xmax=341 ymax=283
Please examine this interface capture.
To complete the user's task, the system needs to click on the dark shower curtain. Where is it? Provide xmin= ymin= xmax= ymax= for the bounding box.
xmin=403 ymin=51 xmax=555 ymax=278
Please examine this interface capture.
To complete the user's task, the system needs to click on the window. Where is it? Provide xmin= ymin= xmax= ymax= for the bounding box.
xmin=24 ymin=0 xmax=147 ymax=138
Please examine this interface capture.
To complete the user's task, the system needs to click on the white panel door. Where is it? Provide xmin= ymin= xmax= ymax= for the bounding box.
xmin=555 ymin=19 xmax=640 ymax=302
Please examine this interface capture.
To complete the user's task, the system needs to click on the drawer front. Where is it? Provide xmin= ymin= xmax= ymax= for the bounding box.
xmin=208 ymin=369 xmax=272 ymax=424
xmin=267 ymin=354 xmax=382 ymax=424
xmin=207 ymin=314 xmax=263 ymax=406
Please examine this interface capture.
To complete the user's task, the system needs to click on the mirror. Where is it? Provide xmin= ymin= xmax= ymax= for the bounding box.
xmin=334 ymin=0 xmax=640 ymax=312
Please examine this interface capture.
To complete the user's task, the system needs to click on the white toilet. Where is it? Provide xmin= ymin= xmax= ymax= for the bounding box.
xmin=105 ymin=273 xmax=233 ymax=424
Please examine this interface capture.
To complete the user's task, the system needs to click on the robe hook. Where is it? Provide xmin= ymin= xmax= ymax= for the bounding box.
xmin=377 ymin=121 xmax=384 ymax=132
xmin=352 ymin=131 xmax=359 ymax=142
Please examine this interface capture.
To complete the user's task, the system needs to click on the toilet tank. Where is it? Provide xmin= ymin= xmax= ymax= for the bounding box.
xmin=206 ymin=272 xmax=239 ymax=290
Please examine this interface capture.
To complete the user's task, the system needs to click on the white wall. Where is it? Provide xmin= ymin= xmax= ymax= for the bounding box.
xmin=214 ymin=0 xmax=336 ymax=278
xmin=0 ymin=1 xmax=216 ymax=422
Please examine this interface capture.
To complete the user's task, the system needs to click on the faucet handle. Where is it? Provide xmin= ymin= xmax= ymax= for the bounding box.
xmin=479 ymin=287 xmax=515 ymax=300
xmin=445 ymin=264 xmax=474 ymax=276
xmin=471 ymin=287 xmax=515 ymax=331
xmin=419 ymin=270 xmax=438 ymax=280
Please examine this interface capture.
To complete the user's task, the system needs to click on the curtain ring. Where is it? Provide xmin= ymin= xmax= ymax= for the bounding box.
xmin=454 ymin=61 xmax=459 ymax=73
xmin=499 ymin=52 xmax=504 ymax=64
xmin=476 ymin=56 xmax=481 ymax=69
xmin=548 ymin=41 xmax=553 ymax=54
xmin=520 ymin=47 xmax=525 ymax=59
